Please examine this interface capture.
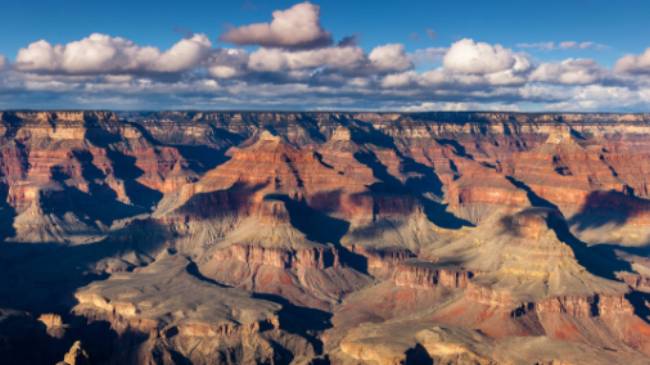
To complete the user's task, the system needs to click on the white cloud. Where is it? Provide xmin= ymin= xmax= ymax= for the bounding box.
xmin=150 ymin=34 xmax=211 ymax=72
xmin=3 ymin=24 xmax=649 ymax=112
xmin=207 ymin=48 xmax=249 ymax=79
xmin=443 ymin=38 xmax=522 ymax=74
xmin=368 ymin=44 xmax=412 ymax=72
xmin=220 ymin=1 xmax=331 ymax=49
xmin=542 ymin=85 xmax=642 ymax=111
xmin=415 ymin=41 xmax=531 ymax=88
xmin=615 ymin=48 xmax=650 ymax=74
xmin=209 ymin=65 xmax=239 ymax=78
xmin=531 ymin=58 xmax=604 ymax=85
xmin=16 ymin=33 xmax=211 ymax=74
xmin=247 ymin=46 xmax=365 ymax=72
xmin=381 ymin=71 xmax=417 ymax=88
xmin=16 ymin=40 xmax=64 ymax=72
xmin=401 ymin=101 xmax=520 ymax=112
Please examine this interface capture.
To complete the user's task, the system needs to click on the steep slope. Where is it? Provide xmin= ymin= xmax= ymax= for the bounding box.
xmin=1 ymin=111 xmax=650 ymax=364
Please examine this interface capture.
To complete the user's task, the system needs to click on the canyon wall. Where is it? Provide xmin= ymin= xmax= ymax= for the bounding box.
xmin=1 ymin=111 xmax=650 ymax=364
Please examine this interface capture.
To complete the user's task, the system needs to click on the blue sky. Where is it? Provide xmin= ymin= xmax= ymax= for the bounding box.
xmin=1 ymin=1 xmax=650 ymax=111
xmin=2 ymin=0 xmax=647 ymax=65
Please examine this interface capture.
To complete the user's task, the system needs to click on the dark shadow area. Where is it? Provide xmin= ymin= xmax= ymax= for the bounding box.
xmin=353 ymin=148 xmax=471 ymax=229
xmin=0 ymin=112 xmax=24 ymax=139
xmin=0 ymin=310 xmax=64 ymax=365
xmin=264 ymin=194 xmax=368 ymax=273
xmin=0 ymin=217 xmax=169 ymax=365
xmin=294 ymin=114 xmax=327 ymax=143
xmin=174 ymin=145 xmax=229 ymax=173
xmin=506 ymin=176 xmax=559 ymax=210
xmin=309 ymin=189 xmax=343 ymax=214
xmin=186 ymin=260 xmax=228 ymax=288
xmin=505 ymin=178 xmax=632 ymax=281
xmin=268 ymin=340 xmax=295 ymax=365
xmin=498 ymin=207 xmax=559 ymax=240
xmin=171 ymin=125 xmax=244 ymax=173
xmin=347 ymin=121 xmax=396 ymax=149
xmin=43 ymin=157 xmax=147 ymax=227
xmin=0 ymin=183 xmax=16 ymax=240
xmin=177 ymin=181 xmax=268 ymax=220
xmin=283 ymin=154 xmax=305 ymax=188
xmin=167 ymin=349 xmax=193 ymax=365
xmin=313 ymin=151 xmax=335 ymax=170
xmin=106 ymin=149 xmax=163 ymax=210
xmin=90 ymin=116 xmax=236 ymax=176
xmin=347 ymin=119 xmax=471 ymax=229
xmin=0 ymin=219 xmax=170 ymax=314
xmin=252 ymin=292 xmax=332 ymax=355
xmin=626 ymin=291 xmax=650 ymax=324
xmin=63 ymin=317 xmax=141 ymax=365
xmin=83 ymin=122 xmax=121 ymax=148
xmin=402 ymin=155 xmax=444 ymax=198
xmin=569 ymin=190 xmax=650 ymax=231
xmin=83 ymin=122 xmax=162 ymax=211
xmin=404 ymin=343 xmax=433 ymax=365
xmin=264 ymin=194 xmax=349 ymax=246
xmin=354 ymin=150 xmax=408 ymax=194
xmin=552 ymin=155 xmax=572 ymax=176
xmin=436 ymin=138 xmax=474 ymax=159
xmin=346 ymin=219 xmax=405 ymax=240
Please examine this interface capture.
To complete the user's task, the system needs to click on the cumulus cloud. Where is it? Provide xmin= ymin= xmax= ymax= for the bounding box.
xmin=531 ymin=59 xmax=604 ymax=85
xmin=443 ymin=38 xmax=527 ymax=74
xmin=220 ymin=2 xmax=332 ymax=49
xmin=15 ymin=33 xmax=211 ymax=74
xmin=404 ymin=40 xmax=531 ymax=89
xmin=247 ymin=46 xmax=365 ymax=72
xmin=542 ymin=85 xmax=644 ymax=111
xmin=3 ymin=22 xmax=648 ymax=112
xmin=150 ymin=34 xmax=212 ymax=72
xmin=368 ymin=44 xmax=412 ymax=72
xmin=381 ymin=71 xmax=417 ymax=88
xmin=207 ymin=48 xmax=249 ymax=78
xmin=615 ymin=48 xmax=650 ymax=74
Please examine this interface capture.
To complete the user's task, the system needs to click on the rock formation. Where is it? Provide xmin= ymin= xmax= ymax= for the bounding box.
xmin=1 ymin=111 xmax=650 ymax=364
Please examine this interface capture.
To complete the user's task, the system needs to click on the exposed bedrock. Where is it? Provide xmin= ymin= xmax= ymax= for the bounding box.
xmin=2 ymin=111 xmax=650 ymax=363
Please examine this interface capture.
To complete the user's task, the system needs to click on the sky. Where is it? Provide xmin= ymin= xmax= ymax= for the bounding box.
xmin=1 ymin=0 xmax=650 ymax=111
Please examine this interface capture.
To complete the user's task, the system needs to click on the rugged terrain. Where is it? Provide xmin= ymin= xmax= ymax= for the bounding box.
xmin=1 ymin=111 xmax=650 ymax=364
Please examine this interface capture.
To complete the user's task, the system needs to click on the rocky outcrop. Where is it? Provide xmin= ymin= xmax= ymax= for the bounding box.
xmin=57 ymin=341 xmax=90 ymax=365
xmin=73 ymin=253 xmax=313 ymax=364
xmin=211 ymin=243 xmax=339 ymax=270
xmin=3 ymin=111 xmax=650 ymax=364
xmin=38 ymin=313 xmax=66 ymax=338
xmin=392 ymin=261 xmax=473 ymax=289
xmin=535 ymin=294 xmax=634 ymax=317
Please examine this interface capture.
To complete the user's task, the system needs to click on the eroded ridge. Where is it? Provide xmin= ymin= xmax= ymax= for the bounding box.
xmin=1 ymin=111 xmax=650 ymax=364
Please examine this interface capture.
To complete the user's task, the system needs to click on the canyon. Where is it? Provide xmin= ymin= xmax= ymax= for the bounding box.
xmin=1 ymin=110 xmax=650 ymax=364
